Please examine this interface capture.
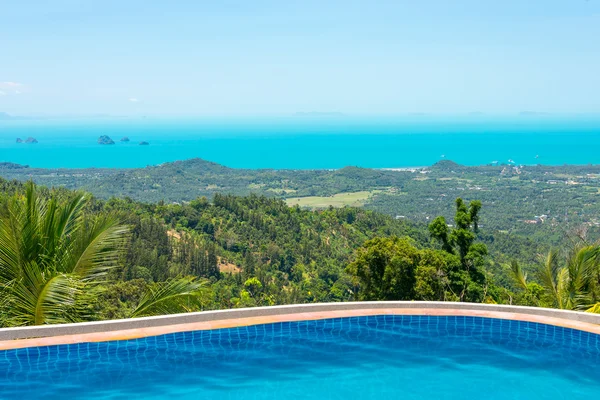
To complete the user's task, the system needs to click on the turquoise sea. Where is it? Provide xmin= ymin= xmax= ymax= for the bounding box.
xmin=1 ymin=116 xmax=600 ymax=169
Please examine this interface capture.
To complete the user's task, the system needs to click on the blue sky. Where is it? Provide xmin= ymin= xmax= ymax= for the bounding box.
xmin=1 ymin=0 xmax=599 ymax=116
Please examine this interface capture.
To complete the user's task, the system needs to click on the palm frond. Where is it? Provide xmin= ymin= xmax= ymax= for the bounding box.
xmin=539 ymin=249 xmax=560 ymax=304
xmin=56 ymin=193 xmax=87 ymax=242
xmin=585 ymin=303 xmax=600 ymax=314
xmin=3 ymin=260 xmax=82 ymax=326
xmin=41 ymin=193 xmax=87 ymax=268
xmin=0 ymin=215 xmax=22 ymax=284
xmin=33 ymin=274 xmax=82 ymax=325
xmin=129 ymin=277 xmax=205 ymax=318
xmin=509 ymin=261 xmax=528 ymax=290
xmin=564 ymin=245 xmax=599 ymax=309
xmin=68 ymin=214 xmax=130 ymax=280
xmin=555 ymin=267 xmax=570 ymax=309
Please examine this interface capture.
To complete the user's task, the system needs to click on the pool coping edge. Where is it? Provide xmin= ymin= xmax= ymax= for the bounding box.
xmin=2 ymin=302 xmax=600 ymax=350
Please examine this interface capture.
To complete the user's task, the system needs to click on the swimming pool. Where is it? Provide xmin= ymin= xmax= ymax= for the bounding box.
xmin=1 ymin=314 xmax=599 ymax=399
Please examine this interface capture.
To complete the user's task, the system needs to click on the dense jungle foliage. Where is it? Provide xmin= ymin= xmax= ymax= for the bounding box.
xmin=1 ymin=176 xmax=598 ymax=327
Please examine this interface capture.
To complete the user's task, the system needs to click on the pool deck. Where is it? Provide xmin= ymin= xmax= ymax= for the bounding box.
xmin=1 ymin=302 xmax=600 ymax=350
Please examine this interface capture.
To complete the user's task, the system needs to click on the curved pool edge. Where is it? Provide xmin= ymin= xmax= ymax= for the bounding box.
xmin=1 ymin=302 xmax=600 ymax=350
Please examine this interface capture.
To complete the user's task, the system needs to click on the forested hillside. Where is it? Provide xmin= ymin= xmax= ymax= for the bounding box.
xmin=1 ymin=177 xmax=574 ymax=326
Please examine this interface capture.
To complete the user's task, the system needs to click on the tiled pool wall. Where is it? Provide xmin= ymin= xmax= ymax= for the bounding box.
xmin=2 ymin=315 xmax=599 ymax=384
xmin=1 ymin=301 xmax=600 ymax=342
xmin=3 ymin=309 xmax=600 ymax=399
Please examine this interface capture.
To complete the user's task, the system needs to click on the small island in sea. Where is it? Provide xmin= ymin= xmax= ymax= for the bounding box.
xmin=139 ymin=141 xmax=150 ymax=145
xmin=16 ymin=138 xmax=23 ymax=143
xmin=120 ymin=137 xmax=130 ymax=142
xmin=98 ymin=135 xmax=115 ymax=145
xmin=24 ymin=137 xmax=38 ymax=144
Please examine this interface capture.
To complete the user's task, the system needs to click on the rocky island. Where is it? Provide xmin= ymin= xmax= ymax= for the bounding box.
xmin=16 ymin=138 xmax=23 ymax=143
xmin=98 ymin=135 xmax=115 ymax=145
xmin=25 ymin=137 xmax=38 ymax=144
xmin=139 ymin=141 xmax=150 ymax=145
xmin=120 ymin=137 xmax=130 ymax=142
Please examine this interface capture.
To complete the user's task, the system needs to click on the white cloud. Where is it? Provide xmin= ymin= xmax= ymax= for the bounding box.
xmin=0 ymin=81 xmax=24 ymax=89
xmin=128 ymin=97 xmax=139 ymax=102
xmin=0 ymin=82 xmax=26 ymax=95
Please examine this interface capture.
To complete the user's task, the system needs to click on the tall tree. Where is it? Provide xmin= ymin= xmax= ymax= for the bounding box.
xmin=428 ymin=198 xmax=488 ymax=301
xmin=346 ymin=236 xmax=419 ymax=300
xmin=429 ymin=198 xmax=484 ymax=265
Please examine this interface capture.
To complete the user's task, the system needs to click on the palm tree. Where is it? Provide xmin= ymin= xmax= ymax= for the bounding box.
xmin=129 ymin=276 xmax=205 ymax=318
xmin=510 ymin=246 xmax=600 ymax=312
xmin=0 ymin=183 xmax=204 ymax=326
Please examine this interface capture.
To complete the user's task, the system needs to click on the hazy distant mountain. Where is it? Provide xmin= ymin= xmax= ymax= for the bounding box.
xmin=294 ymin=112 xmax=345 ymax=117
xmin=0 ymin=162 xmax=28 ymax=169
xmin=0 ymin=112 xmax=128 ymax=121
xmin=519 ymin=111 xmax=552 ymax=116
xmin=0 ymin=112 xmax=35 ymax=120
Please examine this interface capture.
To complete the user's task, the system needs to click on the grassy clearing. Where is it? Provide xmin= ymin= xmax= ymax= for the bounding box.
xmin=438 ymin=177 xmax=473 ymax=182
xmin=267 ymin=188 xmax=297 ymax=194
xmin=285 ymin=191 xmax=379 ymax=209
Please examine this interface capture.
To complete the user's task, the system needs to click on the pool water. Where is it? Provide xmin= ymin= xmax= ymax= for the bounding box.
xmin=1 ymin=315 xmax=599 ymax=399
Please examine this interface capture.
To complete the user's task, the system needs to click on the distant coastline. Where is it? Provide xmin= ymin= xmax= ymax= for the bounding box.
xmin=1 ymin=158 xmax=599 ymax=175
xmin=2 ymin=156 xmax=600 ymax=212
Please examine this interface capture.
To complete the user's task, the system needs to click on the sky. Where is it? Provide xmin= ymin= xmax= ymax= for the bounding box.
xmin=1 ymin=0 xmax=599 ymax=116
